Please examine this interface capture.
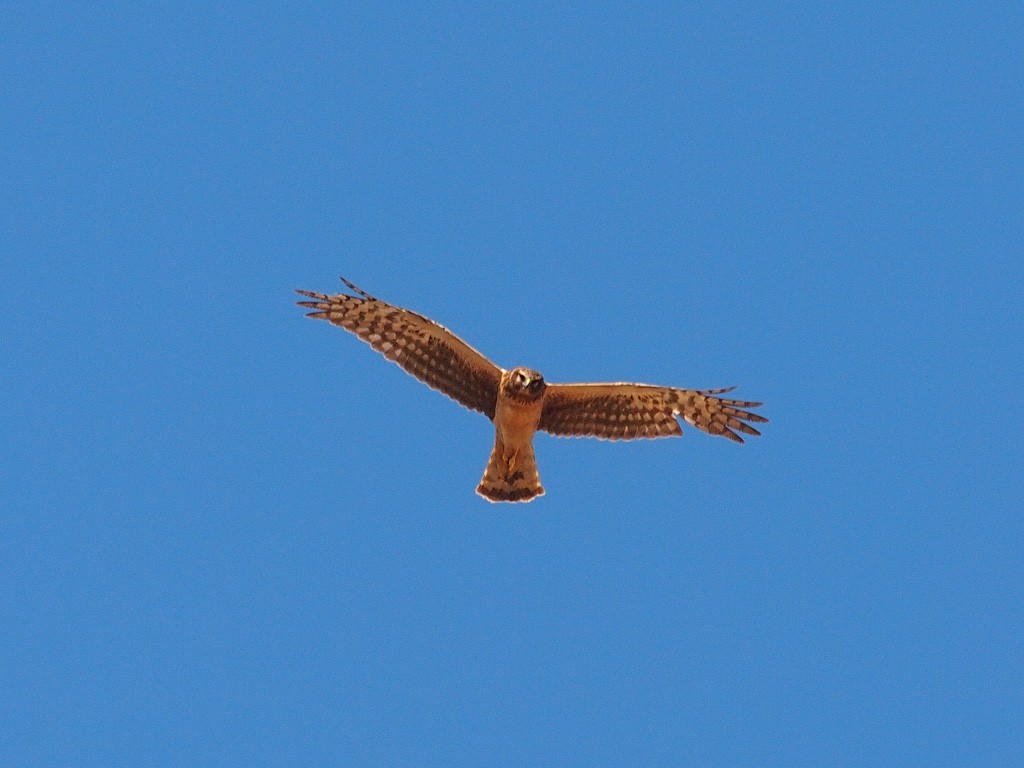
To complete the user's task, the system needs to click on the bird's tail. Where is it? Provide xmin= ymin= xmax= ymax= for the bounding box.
xmin=476 ymin=437 xmax=544 ymax=503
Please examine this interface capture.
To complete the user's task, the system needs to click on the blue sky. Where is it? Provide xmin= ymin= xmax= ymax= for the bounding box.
xmin=3 ymin=2 xmax=1022 ymax=765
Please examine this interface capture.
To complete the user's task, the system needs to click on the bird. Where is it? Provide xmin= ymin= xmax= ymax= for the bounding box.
xmin=296 ymin=278 xmax=767 ymax=503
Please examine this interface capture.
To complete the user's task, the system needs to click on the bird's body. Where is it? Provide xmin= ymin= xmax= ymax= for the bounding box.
xmin=480 ymin=368 xmax=548 ymax=501
xmin=296 ymin=278 xmax=767 ymax=503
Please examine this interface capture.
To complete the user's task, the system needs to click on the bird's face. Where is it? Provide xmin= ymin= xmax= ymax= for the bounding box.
xmin=506 ymin=367 xmax=546 ymax=400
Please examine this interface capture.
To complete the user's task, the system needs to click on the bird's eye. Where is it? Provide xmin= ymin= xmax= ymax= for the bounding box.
xmin=529 ymin=378 xmax=543 ymax=390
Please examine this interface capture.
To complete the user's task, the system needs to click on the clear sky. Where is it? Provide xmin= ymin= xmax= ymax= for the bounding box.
xmin=3 ymin=3 xmax=1022 ymax=766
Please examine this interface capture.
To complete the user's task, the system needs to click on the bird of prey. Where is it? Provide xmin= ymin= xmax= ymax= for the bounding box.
xmin=296 ymin=278 xmax=767 ymax=503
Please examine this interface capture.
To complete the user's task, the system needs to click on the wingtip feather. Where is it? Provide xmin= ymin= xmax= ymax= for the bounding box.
xmin=339 ymin=277 xmax=375 ymax=300
xmin=722 ymin=427 xmax=745 ymax=443
xmin=701 ymin=385 xmax=737 ymax=395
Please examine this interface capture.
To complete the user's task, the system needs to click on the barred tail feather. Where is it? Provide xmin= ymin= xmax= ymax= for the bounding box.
xmin=476 ymin=438 xmax=544 ymax=503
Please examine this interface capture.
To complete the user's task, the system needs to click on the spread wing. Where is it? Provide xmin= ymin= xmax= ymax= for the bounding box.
xmin=296 ymin=278 xmax=502 ymax=419
xmin=539 ymin=383 xmax=767 ymax=443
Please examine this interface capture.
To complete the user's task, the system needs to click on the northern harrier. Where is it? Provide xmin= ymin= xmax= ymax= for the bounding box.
xmin=296 ymin=278 xmax=767 ymax=503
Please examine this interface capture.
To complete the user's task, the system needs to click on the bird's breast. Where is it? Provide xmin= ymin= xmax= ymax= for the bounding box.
xmin=494 ymin=393 xmax=544 ymax=446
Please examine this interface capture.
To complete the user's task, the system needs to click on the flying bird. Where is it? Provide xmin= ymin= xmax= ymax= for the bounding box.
xmin=296 ymin=278 xmax=767 ymax=503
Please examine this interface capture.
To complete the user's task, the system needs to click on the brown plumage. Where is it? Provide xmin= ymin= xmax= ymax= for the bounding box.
xmin=297 ymin=278 xmax=767 ymax=503
xmin=539 ymin=383 xmax=764 ymax=444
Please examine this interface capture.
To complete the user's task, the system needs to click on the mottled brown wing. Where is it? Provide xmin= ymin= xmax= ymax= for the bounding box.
xmin=296 ymin=279 xmax=502 ymax=419
xmin=539 ymin=383 xmax=767 ymax=443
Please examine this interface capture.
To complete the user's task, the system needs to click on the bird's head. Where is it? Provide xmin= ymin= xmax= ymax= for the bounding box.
xmin=505 ymin=367 xmax=546 ymax=401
